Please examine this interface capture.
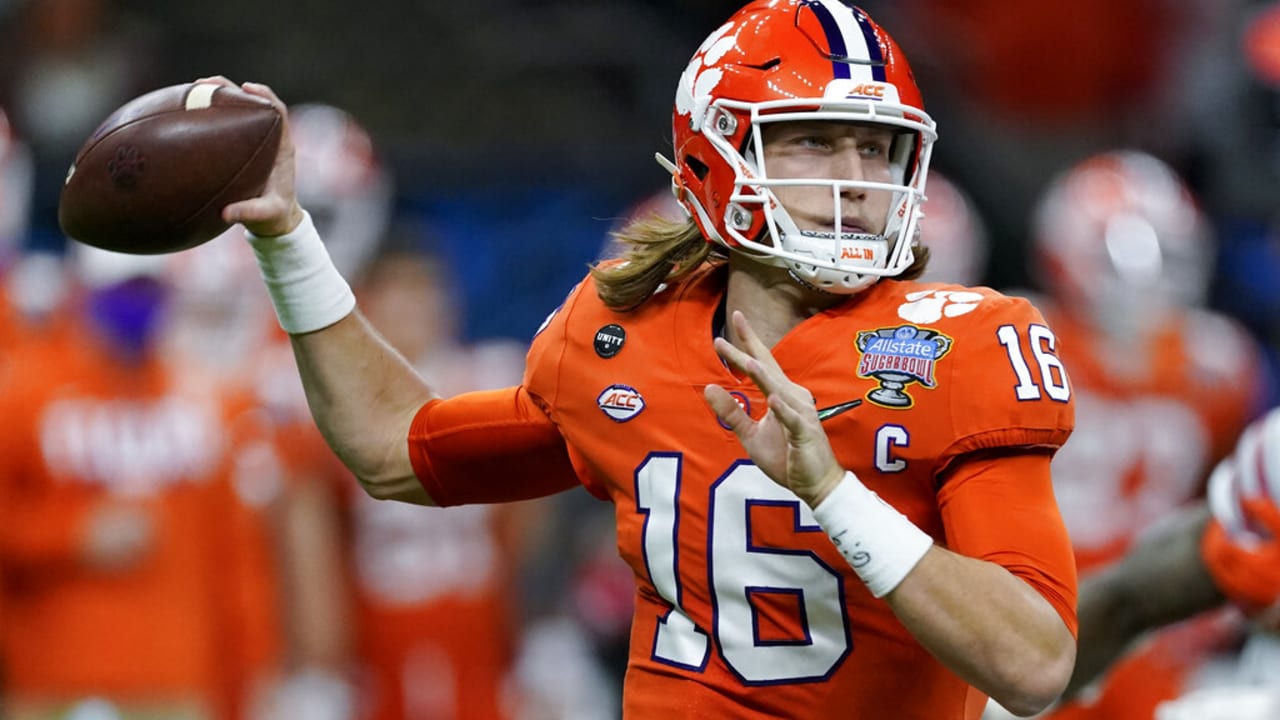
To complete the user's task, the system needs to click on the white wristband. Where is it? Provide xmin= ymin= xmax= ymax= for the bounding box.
xmin=246 ymin=210 xmax=356 ymax=334
xmin=810 ymin=472 xmax=933 ymax=598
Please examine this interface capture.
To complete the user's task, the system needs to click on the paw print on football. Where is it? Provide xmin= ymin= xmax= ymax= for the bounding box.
xmin=897 ymin=290 xmax=984 ymax=324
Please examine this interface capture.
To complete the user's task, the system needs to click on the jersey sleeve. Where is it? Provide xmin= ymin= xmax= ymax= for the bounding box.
xmin=521 ymin=278 xmax=587 ymax=417
xmin=937 ymin=293 xmax=1075 ymax=472
xmin=938 ymin=449 xmax=1079 ymax=636
xmin=408 ymin=387 xmax=580 ymax=506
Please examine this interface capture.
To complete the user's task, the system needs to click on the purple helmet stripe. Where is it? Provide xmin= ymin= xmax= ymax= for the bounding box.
xmin=804 ymin=1 xmax=887 ymax=82
xmin=804 ymin=1 xmax=853 ymax=79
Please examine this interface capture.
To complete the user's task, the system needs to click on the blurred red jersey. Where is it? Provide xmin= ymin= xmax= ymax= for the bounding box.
xmin=1043 ymin=305 xmax=1267 ymax=574
xmin=1038 ymin=304 xmax=1268 ymax=720
xmin=414 ymin=264 xmax=1077 ymax=719
xmin=322 ymin=332 xmax=530 ymax=720
xmin=347 ymin=495 xmax=522 ymax=720
xmin=0 ymin=320 xmax=280 ymax=717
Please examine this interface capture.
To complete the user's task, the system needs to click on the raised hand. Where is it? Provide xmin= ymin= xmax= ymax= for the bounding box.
xmin=703 ymin=310 xmax=843 ymax=507
xmin=197 ymin=77 xmax=306 ymax=238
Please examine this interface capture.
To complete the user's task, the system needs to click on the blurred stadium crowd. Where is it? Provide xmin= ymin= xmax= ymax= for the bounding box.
xmin=0 ymin=0 xmax=1279 ymax=718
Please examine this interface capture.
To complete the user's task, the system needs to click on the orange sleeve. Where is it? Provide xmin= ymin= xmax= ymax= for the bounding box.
xmin=938 ymin=449 xmax=1079 ymax=637
xmin=408 ymin=386 xmax=580 ymax=506
xmin=936 ymin=293 xmax=1074 ymax=471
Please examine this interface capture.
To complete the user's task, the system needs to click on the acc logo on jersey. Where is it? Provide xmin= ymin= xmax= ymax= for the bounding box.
xmin=597 ymin=384 xmax=646 ymax=422
xmin=855 ymin=325 xmax=954 ymax=408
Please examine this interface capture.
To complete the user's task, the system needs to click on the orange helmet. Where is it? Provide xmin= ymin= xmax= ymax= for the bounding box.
xmin=1208 ymin=408 xmax=1280 ymax=544
xmin=916 ymin=170 xmax=989 ymax=286
xmin=1032 ymin=150 xmax=1213 ymax=339
xmin=289 ymin=103 xmax=394 ymax=280
xmin=667 ymin=0 xmax=936 ymax=294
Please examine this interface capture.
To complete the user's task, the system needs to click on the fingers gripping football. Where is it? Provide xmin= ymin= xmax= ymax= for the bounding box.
xmin=214 ymin=80 xmax=306 ymax=238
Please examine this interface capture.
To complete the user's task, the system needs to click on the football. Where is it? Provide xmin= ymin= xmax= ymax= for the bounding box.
xmin=58 ymin=82 xmax=283 ymax=255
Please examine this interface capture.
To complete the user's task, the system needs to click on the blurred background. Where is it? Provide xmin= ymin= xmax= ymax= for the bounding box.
xmin=1 ymin=1 xmax=1280 ymax=718
xmin=1 ymin=0 xmax=1279 ymax=347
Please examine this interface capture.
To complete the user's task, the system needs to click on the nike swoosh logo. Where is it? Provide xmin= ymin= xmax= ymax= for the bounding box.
xmin=816 ymin=399 xmax=862 ymax=422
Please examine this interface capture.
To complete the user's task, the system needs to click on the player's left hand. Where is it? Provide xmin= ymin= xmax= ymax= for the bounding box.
xmin=704 ymin=310 xmax=843 ymax=507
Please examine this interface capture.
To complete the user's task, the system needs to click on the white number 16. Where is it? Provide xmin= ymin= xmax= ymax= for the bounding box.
xmin=996 ymin=324 xmax=1070 ymax=402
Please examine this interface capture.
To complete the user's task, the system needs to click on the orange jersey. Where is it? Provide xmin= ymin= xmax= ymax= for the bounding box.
xmin=349 ymin=339 xmax=531 ymax=720
xmin=0 ymin=286 xmax=15 ymax=362
xmin=411 ymin=264 xmax=1077 ymax=719
xmin=0 ymin=322 xmax=278 ymax=715
xmin=348 ymin=497 xmax=520 ymax=720
xmin=1035 ymin=306 xmax=1267 ymax=720
xmin=1042 ymin=304 xmax=1267 ymax=574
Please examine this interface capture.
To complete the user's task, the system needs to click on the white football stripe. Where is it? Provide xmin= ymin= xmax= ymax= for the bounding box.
xmin=185 ymin=83 xmax=218 ymax=111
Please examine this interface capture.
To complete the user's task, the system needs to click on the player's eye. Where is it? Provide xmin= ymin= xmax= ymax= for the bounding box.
xmin=859 ymin=141 xmax=888 ymax=157
xmin=798 ymin=135 xmax=832 ymax=150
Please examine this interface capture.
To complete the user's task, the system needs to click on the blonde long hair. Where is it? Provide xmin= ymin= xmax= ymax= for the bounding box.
xmin=591 ymin=216 xmax=721 ymax=311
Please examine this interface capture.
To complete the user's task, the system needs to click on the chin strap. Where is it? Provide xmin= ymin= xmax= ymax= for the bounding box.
xmin=654 ymin=152 xmax=678 ymax=175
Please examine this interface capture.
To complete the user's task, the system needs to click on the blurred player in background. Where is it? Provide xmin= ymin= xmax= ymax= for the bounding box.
xmin=0 ymin=107 xmax=33 ymax=352
xmin=159 ymin=102 xmax=403 ymax=719
xmin=1017 ymin=150 xmax=1272 ymax=719
xmin=350 ymin=234 xmax=550 ymax=720
xmin=260 ymin=103 xmax=561 ymax=720
xmin=1061 ymin=406 xmax=1280 ymax=719
xmin=160 ymin=195 xmax=355 ymax=720
xmin=915 ymin=170 xmax=991 ymax=287
xmin=0 ymin=244 xmax=287 ymax=719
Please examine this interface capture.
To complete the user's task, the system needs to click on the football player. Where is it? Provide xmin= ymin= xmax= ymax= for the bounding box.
xmin=212 ymin=1 xmax=1079 ymax=717
xmin=1059 ymin=407 xmax=1280 ymax=718
xmin=0 ymin=242 xmax=287 ymax=719
xmin=1022 ymin=150 xmax=1272 ymax=720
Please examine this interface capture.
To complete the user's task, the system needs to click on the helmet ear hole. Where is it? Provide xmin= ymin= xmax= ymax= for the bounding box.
xmin=685 ymin=156 xmax=710 ymax=181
